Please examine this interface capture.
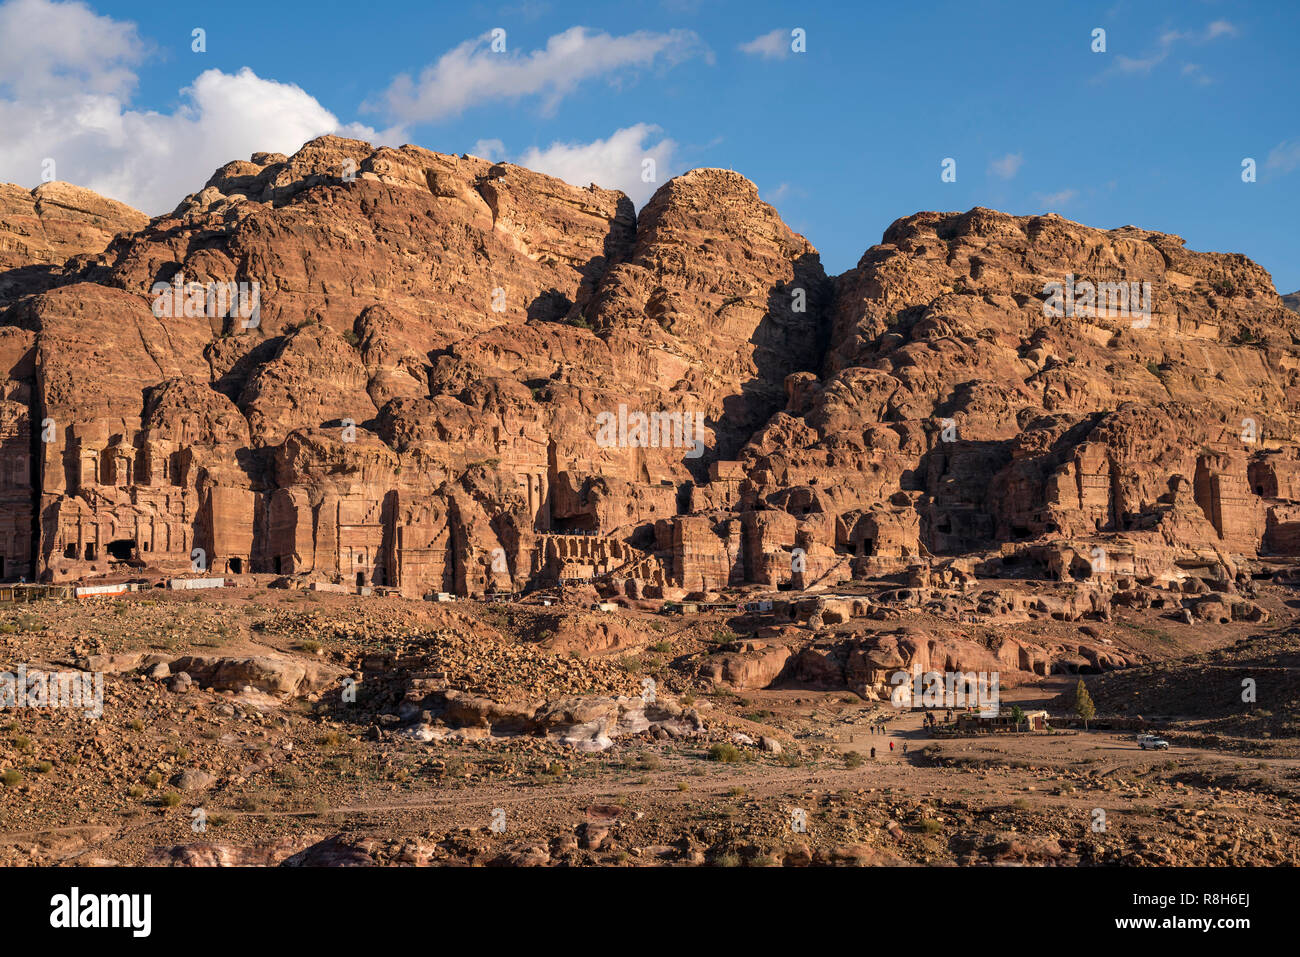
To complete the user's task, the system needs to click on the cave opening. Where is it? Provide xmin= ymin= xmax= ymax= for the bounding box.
xmin=106 ymin=539 xmax=136 ymax=562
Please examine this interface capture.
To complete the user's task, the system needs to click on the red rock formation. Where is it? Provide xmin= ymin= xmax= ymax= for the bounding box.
xmin=1 ymin=140 xmax=1297 ymax=599
xmin=0 ymin=181 xmax=147 ymax=308
xmin=0 ymin=182 xmax=147 ymax=579
xmin=741 ymin=209 xmax=1300 ymax=587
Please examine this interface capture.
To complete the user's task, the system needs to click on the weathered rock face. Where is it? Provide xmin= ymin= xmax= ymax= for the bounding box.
xmin=740 ymin=208 xmax=1300 ymax=586
xmin=0 ymin=181 xmax=147 ymax=308
xmin=0 ymin=140 xmax=1297 ymax=596
xmin=0 ymin=136 xmax=833 ymax=591
xmin=0 ymin=182 xmax=147 ymax=581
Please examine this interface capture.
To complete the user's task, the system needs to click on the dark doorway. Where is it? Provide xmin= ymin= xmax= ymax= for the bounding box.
xmin=229 ymin=557 xmax=243 ymax=574
xmin=273 ymin=556 xmax=282 ymax=574
xmin=84 ymin=543 xmax=97 ymax=561
xmin=356 ymin=571 xmax=366 ymax=587
xmin=106 ymin=539 xmax=136 ymax=561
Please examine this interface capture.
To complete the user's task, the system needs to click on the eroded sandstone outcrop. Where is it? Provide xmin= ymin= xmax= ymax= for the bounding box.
xmin=0 ymin=138 xmax=1297 ymax=613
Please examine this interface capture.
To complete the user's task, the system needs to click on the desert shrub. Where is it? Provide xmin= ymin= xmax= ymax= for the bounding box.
xmin=708 ymin=743 xmax=743 ymax=763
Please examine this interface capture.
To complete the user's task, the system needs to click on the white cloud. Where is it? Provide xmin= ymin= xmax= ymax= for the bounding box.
xmin=739 ymin=29 xmax=789 ymax=60
xmin=0 ymin=0 xmax=144 ymax=98
xmin=1038 ymin=189 xmax=1077 ymax=208
xmin=1108 ymin=19 xmax=1237 ymax=78
xmin=0 ymin=0 xmax=380 ymax=215
xmin=471 ymin=138 xmax=508 ymax=162
xmin=1205 ymin=20 xmax=1237 ymax=41
xmin=763 ymin=182 xmax=808 ymax=205
xmin=988 ymin=152 xmax=1023 ymax=180
xmin=372 ymin=26 xmax=706 ymax=125
xmin=0 ymin=66 xmax=378 ymax=214
xmin=1266 ymin=139 xmax=1300 ymax=175
xmin=514 ymin=124 xmax=677 ymax=207
xmin=1114 ymin=52 xmax=1167 ymax=75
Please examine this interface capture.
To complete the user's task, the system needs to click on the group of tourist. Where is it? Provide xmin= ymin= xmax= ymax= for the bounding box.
xmin=867 ymin=740 xmax=909 ymax=760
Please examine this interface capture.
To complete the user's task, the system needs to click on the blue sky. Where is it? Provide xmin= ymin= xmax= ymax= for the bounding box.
xmin=2 ymin=0 xmax=1297 ymax=290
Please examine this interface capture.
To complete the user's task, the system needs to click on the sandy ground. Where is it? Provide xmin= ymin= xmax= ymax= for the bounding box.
xmin=1 ymin=586 xmax=1297 ymax=866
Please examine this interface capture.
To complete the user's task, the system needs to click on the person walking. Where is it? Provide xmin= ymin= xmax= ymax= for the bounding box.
xmin=889 ymin=740 xmax=894 ymax=752
xmin=870 ymin=746 xmax=876 ymax=759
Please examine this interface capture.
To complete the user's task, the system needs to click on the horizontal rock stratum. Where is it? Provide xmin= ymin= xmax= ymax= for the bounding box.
xmin=1 ymin=134 xmax=1297 ymax=597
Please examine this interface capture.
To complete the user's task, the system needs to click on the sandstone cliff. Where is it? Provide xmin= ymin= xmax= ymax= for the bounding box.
xmin=0 ymin=181 xmax=147 ymax=309
xmin=1 ymin=136 xmax=1297 ymax=604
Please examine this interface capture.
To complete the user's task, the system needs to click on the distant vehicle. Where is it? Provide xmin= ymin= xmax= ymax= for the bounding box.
xmin=1139 ymin=736 xmax=1170 ymax=750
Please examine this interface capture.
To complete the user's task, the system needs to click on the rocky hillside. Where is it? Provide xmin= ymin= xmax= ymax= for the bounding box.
xmin=746 ymin=209 xmax=1300 ymax=584
xmin=1 ymin=136 xmax=1297 ymax=601
xmin=0 ymin=181 xmax=147 ymax=309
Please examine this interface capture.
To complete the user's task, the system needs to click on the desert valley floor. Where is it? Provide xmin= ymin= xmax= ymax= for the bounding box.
xmin=2 ymin=575 xmax=1297 ymax=867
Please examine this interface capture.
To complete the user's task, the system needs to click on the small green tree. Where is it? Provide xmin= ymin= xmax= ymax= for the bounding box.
xmin=1074 ymin=679 xmax=1096 ymax=730
xmin=1010 ymin=704 xmax=1026 ymax=732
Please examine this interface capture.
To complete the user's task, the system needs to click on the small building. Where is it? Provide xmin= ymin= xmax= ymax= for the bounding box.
xmin=955 ymin=708 xmax=1051 ymax=734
